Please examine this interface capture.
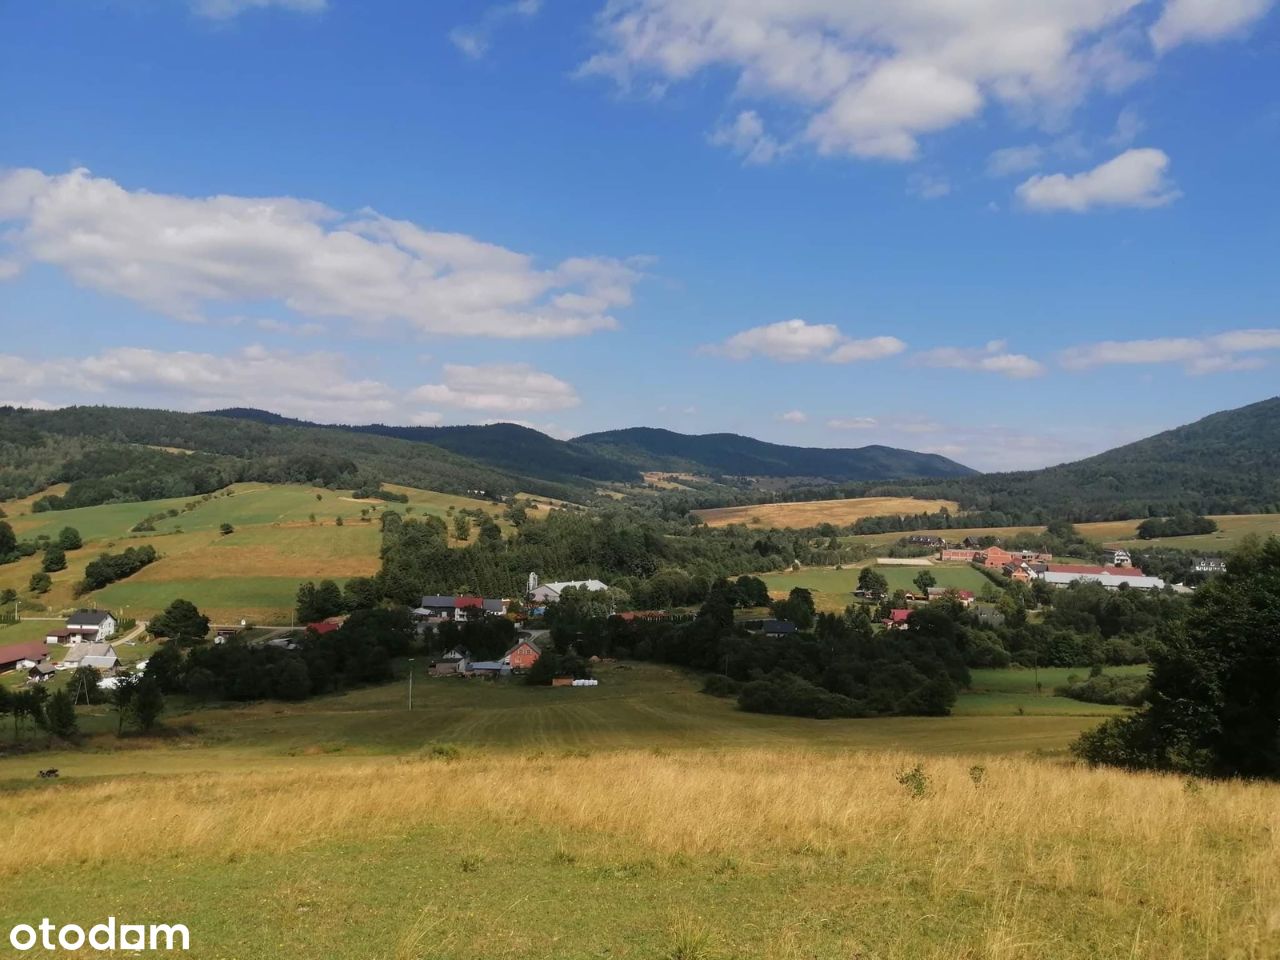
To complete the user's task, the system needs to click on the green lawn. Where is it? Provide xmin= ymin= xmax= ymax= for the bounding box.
xmin=94 ymin=577 xmax=341 ymax=625
xmin=763 ymin=562 xmax=994 ymax=611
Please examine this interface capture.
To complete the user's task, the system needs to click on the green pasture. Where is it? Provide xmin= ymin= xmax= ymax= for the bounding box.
xmin=762 ymin=562 xmax=993 ymax=611
xmin=93 ymin=577 xmax=340 ymax=624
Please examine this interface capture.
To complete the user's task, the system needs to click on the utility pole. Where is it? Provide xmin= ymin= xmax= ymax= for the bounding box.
xmin=407 ymin=658 xmax=415 ymax=711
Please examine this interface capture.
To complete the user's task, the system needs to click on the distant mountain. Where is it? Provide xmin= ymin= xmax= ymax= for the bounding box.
xmin=884 ymin=395 xmax=1280 ymax=520
xmin=204 ymin=410 xmax=976 ymax=484
xmin=573 ymin=427 xmax=976 ymax=481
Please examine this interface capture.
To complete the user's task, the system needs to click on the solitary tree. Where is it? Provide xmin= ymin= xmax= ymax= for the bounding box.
xmin=0 ymin=520 xmax=16 ymax=557
xmin=453 ymin=513 xmax=472 ymax=541
xmin=914 ymin=570 xmax=938 ymax=594
xmin=132 ymin=677 xmax=165 ymax=733
xmin=28 ymin=572 xmax=51 ymax=594
xmin=57 ymin=527 xmax=83 ymax=550
xmin=219 ymin=523 xmax=234 ymax=536
xmin=41 ymin=545 xmax=66 ymax=573
xmin=858 ymin=567 xmax=890 ymax=598
xmin=149 ymin=599 xmax=211 ymax=645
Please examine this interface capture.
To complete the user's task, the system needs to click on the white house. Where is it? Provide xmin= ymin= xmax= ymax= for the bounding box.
xmin=529 ymin=579 xmax=609 ymax=604
xmin=65 ymin=609 xmax=118 ymax=642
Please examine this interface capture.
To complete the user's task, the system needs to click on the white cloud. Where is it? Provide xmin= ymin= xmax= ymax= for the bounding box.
xmin=915 ymin=340 xmax=1046 ymax=378
xmin=410 ymin=363 xmax=580 ymax=412
xmin=709 ymin=111 xmax=784 ymax=165
xmin=1060 ymin=328 xmax=1280 ymax=374
xmin=1150 ymin=0 xmax=1275 ymax=51
xmin=907 ymin=173 xmax=951 ymax=199
xmin=776 ymin=410 xmax=808 ymax=423
xmin=826 ymin=417 xmax=878 ymax=430
xmin=1016 ymin=148 xmax=1180 ymax=211
xmin=987 ymin=144 xmax=1044 ymax=177
xmin=0 ymin=398 xmax=59 ymax=411
xmin=191 ymin=0 xmax=326 ymax=19
xmin=0 ymin=346 xmax=397 ymax=422
xmin=706 ymin=319 xmax=905 ymax=363
xmin=450 ymin=0 xmax=542 ymax=59
xmin=0 ymin=167 xmax=638 ymax=339
xmin=825 ymin=336 xmax=908 ymax=363
xmin=709 ymin=319 xmax=844 ymax=361
xmin=409 ymin=411 xmax=445 ymax=427
xmin=582 ymin=2 xmax=1187 ymax=163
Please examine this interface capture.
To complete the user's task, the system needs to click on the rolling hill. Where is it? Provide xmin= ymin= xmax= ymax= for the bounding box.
xmin=873 ymin=395 xmax=1280 ymax=521
xmin=204 ymin=409 xmax=977 ymax=483
xmin=573 ymin=426 xmax=976 ymax=480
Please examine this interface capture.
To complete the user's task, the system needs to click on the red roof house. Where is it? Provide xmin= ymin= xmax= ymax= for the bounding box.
xmin=883 ymin=609 xmax=912 ymax=630
xmin=504 ymin=640 xmax=542 ymax=670
xmin=0 ymin=642 xmax=50 ymax=671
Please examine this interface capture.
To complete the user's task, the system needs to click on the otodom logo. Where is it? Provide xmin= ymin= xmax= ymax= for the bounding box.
xmin=7 ymin=918 xmax=189 ymax=952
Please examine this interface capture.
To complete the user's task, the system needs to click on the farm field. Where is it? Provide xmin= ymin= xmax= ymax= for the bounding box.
xmin=761 ymin=562 xmax=992 ymax=612
xmin=0 ymin=482 xmax=507 ymax=623
xmin=0 ymin=661 xmax=1274 ymax=959
xmin=840 ymin=513 xmax=1280 ymax=553
xmin=693 ymin=495 xmax=959 ymax=529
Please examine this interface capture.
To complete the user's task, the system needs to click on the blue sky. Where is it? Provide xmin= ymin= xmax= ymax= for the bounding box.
xmin=1 ymin=0 xmax=1277 ymax=470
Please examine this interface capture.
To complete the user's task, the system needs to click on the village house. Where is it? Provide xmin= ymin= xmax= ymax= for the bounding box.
xmin=883 ymin=609 xmax=912 ymax=630
xmin=1104 ymin=549 xmax=1134 ymax=568
xmin=64 ymin=609 xmax=118 ymax=643
xmin=413 ymin=596 xmax=509 ymax=622
xmin=0 ymin=642 xmax=50 ymax=673
xmin=1003 ymin=562 xmax=1035 ymax=583
xmin=925 ymin=587 xmax=976 ymax=606
xmin=904 ymin=535 xmax=946 ymax=547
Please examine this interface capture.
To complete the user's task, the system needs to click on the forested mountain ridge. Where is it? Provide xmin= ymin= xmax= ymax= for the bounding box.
xmin=773 ymin=396 xmax=1280 ymax=523
xmin=205 ymin=409 xmax=977 ymax=483
xmin=0 ymin=406 xmax=582 ymax=507
xmin=572 ymin=426 xmax=976 ymax=480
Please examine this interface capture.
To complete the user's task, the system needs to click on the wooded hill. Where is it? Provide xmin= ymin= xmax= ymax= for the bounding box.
xmin=743 ymin=396 xmax=1280 ymax=523
xmin=205 ymin=409 xmax=975 ymax=484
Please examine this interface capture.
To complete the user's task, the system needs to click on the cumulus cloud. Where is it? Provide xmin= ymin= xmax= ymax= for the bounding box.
xmin=915 ymin=340 xmax=1045 ymax=378
xmin=581 ymin=2 xmax=1220 ymax=163
xmin=450 ymin=0 xmax=542 ymax=59
xmin=1060 ymin=328 xmax=1280 ymax=373
xmin=706 ymin=319 xmax=905 ymax=363
xmin=709 ymin=111 xmax=784 ymax=165
xmin=0 ymin=167 xmax=638 ymax=339
xmin=776 ymin=410 xmax=808 ymax=423
xmin=410 ymin=363 xmax=580 ymax=412
xmin=0 ymin=345 xmax=397 ymax=422
xmin=1016 ymin=148 xmax=1180 ymax=211
xmin=191 ymin=0 xmax=326 ymax=19
xmin=1150 ymin=0 xmax=1275 ymax=51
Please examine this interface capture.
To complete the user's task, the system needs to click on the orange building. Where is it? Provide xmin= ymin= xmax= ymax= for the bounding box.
xmin=504 ymin=640 xmax=542 ymax=671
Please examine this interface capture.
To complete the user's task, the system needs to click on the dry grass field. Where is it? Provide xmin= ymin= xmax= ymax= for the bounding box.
xmin=694 ymin=496 xmax=960 ymax=529
xmin=0 ymin=482 xmax=509 ymax=623
xmin=0 ymin=746 xmax=1275 ymax=958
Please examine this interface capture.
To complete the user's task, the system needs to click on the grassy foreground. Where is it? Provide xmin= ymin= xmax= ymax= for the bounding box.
xmin=1 ymin=747 xmax=1276 ymax=959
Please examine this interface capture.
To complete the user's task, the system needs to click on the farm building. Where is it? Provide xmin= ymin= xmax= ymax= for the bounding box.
xmin=27 ymin=662 xmax=55 ymax=684
xmin=504 ymin=640 xmax=541 ymax=670
xmin=64 ymin=609 xmax=118 ymax=642
xmin=60 ymin=642 xmax=120 ymax=672
xmin=939 ymin=549 xmax=979 ymax=562
xmin=1040 ymin=571 xmax=1167 ymax=591
xmin=0 ymin=642 xmax=50 ymax=672
xmin=528 ymin=579 xmax=609 ymax=604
